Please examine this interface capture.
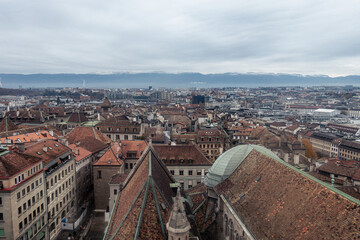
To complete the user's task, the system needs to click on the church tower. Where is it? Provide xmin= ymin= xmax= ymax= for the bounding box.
xmin=166 ymin=187 xmax=191 ymax=240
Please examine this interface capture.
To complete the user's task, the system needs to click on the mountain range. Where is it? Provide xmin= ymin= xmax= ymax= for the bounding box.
xmin=0 ymin=72 xmax=359 ymax=89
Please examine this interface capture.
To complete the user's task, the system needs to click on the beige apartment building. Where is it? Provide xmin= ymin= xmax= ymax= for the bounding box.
xmin=25 ymin=140 xmax=76 ymax=240
xmin=0 ymin=150 xmax=47 ymax=240
xmin=153 ymin=144 xmax=212 ymax=190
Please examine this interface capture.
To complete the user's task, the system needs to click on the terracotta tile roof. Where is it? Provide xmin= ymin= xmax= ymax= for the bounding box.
xmin=214 ymin=149 xmax=360 ymax=239
xmin=96 ymin=115 xmax=138 ymax=127
xmin=0 ymin=151 xmax=42 ymax=178
xmin=186 ymin=183 xmax=216 ymax=232
xmin=153 ymin=144 xmax=212 ymax=166
xmin=0 ymin=117 xmax=17 ymax=133
xmin=120 ymin=140 xmax=147 ymax=159
xmin=65 ymin=126 xmax=110 ymax=153
xmin=109 ymin=173 xmax=128 ymax=185
xmin=104 ymin=146 xmax=176 ymax=240
xmin=0 ymin=130 xmax=57 ymax=144
xmin=68 ymin=144 xmax=92 ymax=162
xmin=67 ymin=111 xmax=88 ymax=123
xmin=336 ymin=186 xmax=360 ymax=200
xmin=317 ymin=160 xmax=357 ymax=177
xmin=101 ymin=97 xmax=112 ymax=108
xmin=94 ymin=142 xmax=122 ymax=166
xmin=24 ymin=140 xmax=70 ymax=165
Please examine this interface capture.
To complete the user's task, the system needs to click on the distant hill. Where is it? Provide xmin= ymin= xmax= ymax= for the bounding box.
xmin=0 ymin=72 xmax=359 ymax=88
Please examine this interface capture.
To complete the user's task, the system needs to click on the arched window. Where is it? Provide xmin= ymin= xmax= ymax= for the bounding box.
xmin=224 ymin=214 xmax=229 ymax=235
xmin=235 ymin=231 xmax=239 ymax=240
xmin=229 ymin=219 xmax=234 ymax=240
xmin=50 ymin=223 xmax=55 ymax=232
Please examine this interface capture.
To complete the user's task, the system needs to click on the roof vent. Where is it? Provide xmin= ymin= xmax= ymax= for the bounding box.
xmin=160 ymin=202 xmax=166 ymax=210
xmin=239 ymin=193 xmax=245 ymax=199
xmin=256 ymin=175 xmax=261 ymax=182
xmin=108 ymin=159 xmax=111 ymax=164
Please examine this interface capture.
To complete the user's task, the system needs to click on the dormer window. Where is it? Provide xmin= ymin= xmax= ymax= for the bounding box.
xmin=179 ymin=159 xmax=184 ymax=164
xmin=54 ymin=144 xmax=59 ymax=147
xmin=37 ymin=152 xmax=42 ymax=155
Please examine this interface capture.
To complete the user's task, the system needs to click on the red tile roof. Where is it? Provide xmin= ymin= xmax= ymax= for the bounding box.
xmin=68 ymin=144 xmax=92 ymax=162
xmin=67 ymin=111 xmax=88 ymax=123
xmin=24 ymin=140 xmax=70 ymax=165
xmin=0 ymin=151 xmax=42 ymax=178
xmin=109 ymin=173 xmax=129 ymax=185
xmin=66 ymin=126 xmax=110 ymax=153
xmin=0 ymin=130 xmax=57 ymax=144
xmin=104 ymin=146 xmax=176 ymax=240
xmin=120 ymin=140 xmax=147 ymax=159
xmin=0 ymin=117 xmax=17 ymax=133
xmin=214 ymin=149 xmax=360 ymax=239
xmin=94 ymin=142 xmax=122 ymax=166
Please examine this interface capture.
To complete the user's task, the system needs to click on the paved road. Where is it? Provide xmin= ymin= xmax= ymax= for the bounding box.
xmin=86 ymin=212 xmax=107 ymax=240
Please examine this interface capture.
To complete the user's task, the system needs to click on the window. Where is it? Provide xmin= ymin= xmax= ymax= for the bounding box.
xmin=188 ymin=170 xmax=193 ymax=175
xmin=0 ymin=229 xmax=4 ymax=237
xmin=0 ymin=213 xmax=3 ymax=221
xmin=22 ymin=189 xmax=26 ymax=196
xmin=19 ymin=222 xmax=23 ymax=231
xmin=179 ymin=170 xmax=184 ymax=176
xmin=0 ymin=197 xmax=2 ymax=205
xmin=180 ymin=180 xmax=184 ymax=189
xmin=114 ymin=189 xmax=117 ymax=195
xmin=18 ymin=207 xmax=22 ymax=215
xmin=124 ymin=135 xmax=128 ymax=140
xmin=170 ymin=170 xmax=175 ymax=175
xmin=225 ymin=215 xmax=229 ymax=235
xmin=188 ymin=180 xmax=193 ymax=188
xmin=98 ymin=171 xmax=102 ymax=179
xmin=23 ymin=203 xmax=26 ymax=211
xmin=197 ymin=170 xmax=202 ymax=176
xmin=27 ymin=186 xmax=30 ymax=193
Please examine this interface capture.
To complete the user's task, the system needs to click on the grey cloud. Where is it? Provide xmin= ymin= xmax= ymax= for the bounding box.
xmin=0 ymin=0 xmax=359 ymax=76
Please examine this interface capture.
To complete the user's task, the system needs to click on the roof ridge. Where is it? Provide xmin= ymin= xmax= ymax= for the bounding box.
xmin=134 ymin=178 xmax=150 ymax=240
xmin=150 ymin=177 xmax=167 ymax=239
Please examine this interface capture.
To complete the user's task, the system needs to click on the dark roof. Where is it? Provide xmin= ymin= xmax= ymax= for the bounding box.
xmin=67 ymin=111 xmax=88 ymax=123
xmin=101 ymin=97 xmax=112 ymax=108
xmin=0 ymin=151 xmax=42 ymax=178
xmin=153 ymin=144 xmax=212 ymax=166
xmin=0 ymin=117 xmax=17 ymax=133
xmin=109 ymin=173 xmax=129 ymax=185
xmin=104 ymin=146 xmax=176 ymax=239
xmin=317 ymin=160 xmax=357 ymax=177
xmin=214 ymin=149 xmax=360 ymax=239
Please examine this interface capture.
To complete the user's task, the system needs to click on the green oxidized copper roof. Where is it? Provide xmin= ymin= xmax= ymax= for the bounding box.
xmin=204 ymin=144 xmax=280 ymax=188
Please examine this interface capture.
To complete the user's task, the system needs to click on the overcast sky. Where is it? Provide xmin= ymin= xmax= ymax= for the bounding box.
xmin=0 ymin=0 xmax=359 ymax=76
